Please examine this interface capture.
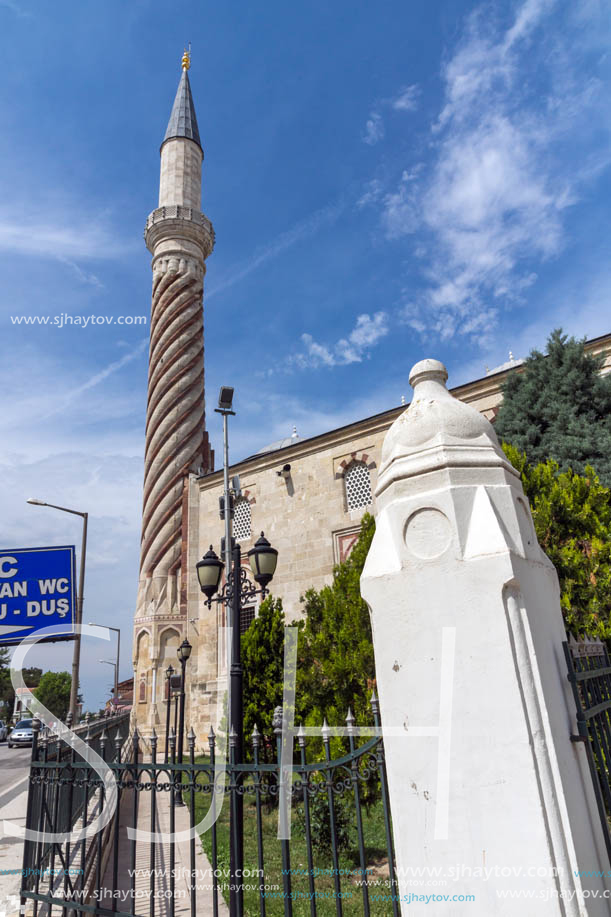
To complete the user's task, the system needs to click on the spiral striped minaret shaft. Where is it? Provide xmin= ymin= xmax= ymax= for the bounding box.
xmin=136 ymin=57 xmax=214 ymax=622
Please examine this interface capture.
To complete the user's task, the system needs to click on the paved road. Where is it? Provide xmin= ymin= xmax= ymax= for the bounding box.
xmin=0 ymin=740 xmax=33 ymax=915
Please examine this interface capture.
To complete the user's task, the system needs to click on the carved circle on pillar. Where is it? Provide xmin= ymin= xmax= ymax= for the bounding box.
xmin=404 ymin=507 xmax=452 ymax=560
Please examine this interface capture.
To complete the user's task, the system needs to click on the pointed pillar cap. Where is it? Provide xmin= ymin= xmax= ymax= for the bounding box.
xmin=162 ymin=66 xmax=202 ymax=152
xmin=376 ymin=357 xmax=516 ymax=496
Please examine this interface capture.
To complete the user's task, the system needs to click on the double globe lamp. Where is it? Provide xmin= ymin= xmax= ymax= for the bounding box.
xmin=196 ymin=532 xmax=278 ymax=603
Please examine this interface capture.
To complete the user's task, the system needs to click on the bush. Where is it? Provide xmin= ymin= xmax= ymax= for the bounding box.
xmin=503 ymin=443 xmax=611 ymax=637
xmin=295 ymin=787 xmax=354 ymax=854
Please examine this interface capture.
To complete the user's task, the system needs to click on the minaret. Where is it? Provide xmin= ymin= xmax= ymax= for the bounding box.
xmin=133 ymin=51 xmax=214 ymax=723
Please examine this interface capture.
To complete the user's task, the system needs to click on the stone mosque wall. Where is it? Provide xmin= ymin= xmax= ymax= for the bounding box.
xmin=147 ymin=332 xmax=610 ymax=744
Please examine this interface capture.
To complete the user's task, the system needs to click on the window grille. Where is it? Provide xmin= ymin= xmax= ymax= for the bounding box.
xmin=233 ymin=498 xmax=251 ymax=541
xmin=240 ymin=606 xmax=255 ymax=635
xmin=344 ymin=461 xmax=372 ymax=511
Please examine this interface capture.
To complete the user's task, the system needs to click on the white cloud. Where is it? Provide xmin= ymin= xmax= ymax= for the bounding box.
xmin=377 ymin=0 xmax=610 ymax=343
xmin=382 ymin=170 xmax=420 ymax=238
xmin=58 ymin=258 xmax=104 ymax=288
xmin=58 ymin=340 xmax=148 ymax=410
xmin=363 ymin=112 xmax=385 ymax=146
xmin=0 ymin=0 xmax=31 ymax=16
xmin=292 ymin=312 xmax=389 ymax=369
xmin=0 ymin=211 xmax=127 ymax=261
xmin=392 ymin=85 xmax=420 ymax=112
xmin=0 ymin=340 xmax=147 ymax=436
xmin=356 ymin=179 xmax=383 ymax=209
xmin=362 ymin=84 xmax=420 ymax=147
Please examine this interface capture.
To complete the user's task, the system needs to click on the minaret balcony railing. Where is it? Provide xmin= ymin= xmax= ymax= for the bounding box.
xmin=144 ymin=204 xmax=214 ymax=238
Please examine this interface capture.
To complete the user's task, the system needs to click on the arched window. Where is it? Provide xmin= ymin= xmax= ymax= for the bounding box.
xmin=344 ymin=461 xmax=372 ymax=511
xmin=233 ymin=497 xmax=252 ymax=541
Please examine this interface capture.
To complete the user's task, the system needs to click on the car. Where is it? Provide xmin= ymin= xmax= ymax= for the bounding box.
xmin=8 ymin=719 xmax=33 ymax=748
xmin=0 ymin=721 xmax=7 ymax=742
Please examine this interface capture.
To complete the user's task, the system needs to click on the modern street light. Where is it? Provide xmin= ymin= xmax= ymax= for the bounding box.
xmin=99 ymin=659 xmax=117 ymax=711
xmin=198 ymin=386 xmax=279 ymax=917
xmin=175 ymin=639 xmax=192 ymax=805
xmin=27 ymin=498 xmax=88 ymax=722
xmin=89 ymin=623 xmax=120 ymax=707
xmin=214 ymin=386 xmax=235 ymax=588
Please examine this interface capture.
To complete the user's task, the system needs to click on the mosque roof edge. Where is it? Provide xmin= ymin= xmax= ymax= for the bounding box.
xmin=195 ymin=331 xmax=611 ymax=488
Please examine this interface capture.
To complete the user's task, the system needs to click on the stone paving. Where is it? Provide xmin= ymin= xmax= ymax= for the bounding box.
xmin=102 ymin=777 xmax=228 ymax=917
xmin=0 ymin=746 xmax=33 ymax=917
xmin=0 ymin=787 xmax=28 ymax=917
xmin=0 ymin=770 xmax=228 ymax=917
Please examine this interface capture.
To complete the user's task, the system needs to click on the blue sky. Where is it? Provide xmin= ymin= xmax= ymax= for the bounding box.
xmin=0 ymin=0 xmax=609 ymax=711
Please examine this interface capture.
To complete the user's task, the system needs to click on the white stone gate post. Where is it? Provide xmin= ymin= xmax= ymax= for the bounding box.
xmin=361 ymin=359 xmax=609 ymax=915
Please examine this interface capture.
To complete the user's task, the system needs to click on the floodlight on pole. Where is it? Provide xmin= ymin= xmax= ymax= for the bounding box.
xmin=215 ymin=386 xmax=235 ymax=415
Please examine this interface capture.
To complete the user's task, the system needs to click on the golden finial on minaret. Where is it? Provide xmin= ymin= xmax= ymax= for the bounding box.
xmin=182 ymin=44 xmax=191 ymax=71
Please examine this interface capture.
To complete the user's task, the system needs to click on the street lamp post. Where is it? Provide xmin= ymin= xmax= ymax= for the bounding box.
xmin=177 ymin=640 xmax=192 ymax=761
xmin=164 ymin=664 xmax=174 ymax=764
xmin=196 ymin=535 xmax=278 ymax=916
xmin=196 ymin=388 xmax=278 ymax=917
xmin=175 ymin=639 xmax=192 ymax=805
xmin=99 ymin=659 xmax=117 ymax=710
xmin=197 ymin=532 xmax=278 ymax=749
xmin=90 ymin=623 xmax=120 ymax=706
xmin=173 ymin=684 xmax=179 ymax=738
xmin=27 ymin=498 xmax=88 ymax=722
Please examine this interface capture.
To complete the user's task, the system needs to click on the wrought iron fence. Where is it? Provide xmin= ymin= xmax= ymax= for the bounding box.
xmin=20 ymin=712 xmax=131 ymax=917
xmin=563 ymin=635 xmax=611 ymax=863
xmin=20 ymin=698 xmax=398 ymax=917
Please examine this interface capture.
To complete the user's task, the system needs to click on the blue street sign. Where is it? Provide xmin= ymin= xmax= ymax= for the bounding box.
xmin=0 ymin=546 xmax=76 ymax=645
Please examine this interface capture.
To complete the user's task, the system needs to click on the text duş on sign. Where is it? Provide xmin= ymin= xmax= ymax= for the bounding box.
xmin=0 ymin=546 xmax=76 ymax=644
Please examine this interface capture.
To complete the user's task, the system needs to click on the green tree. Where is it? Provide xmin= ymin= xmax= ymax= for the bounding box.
xmin=296 ymin=513 xmax=376 ymax=744
xmin=241 ymin=596 xmax=288 ymax=759
xmin=34 ymin=671 xmax=72 ymax=721
xmin=0 ymin=657 xmax=41 ymax=719
xmin=504 ymin=443 xmax=611 ymax=637
xmin=0 ymin=647 xmax=13 ymax=718
xmin=23 ymin=667 xmax=43 ymax=687
xmin=240 ymin=515 xmax=377 ymax=760
xmin=495 ymin=329 xmax=611 ymax=486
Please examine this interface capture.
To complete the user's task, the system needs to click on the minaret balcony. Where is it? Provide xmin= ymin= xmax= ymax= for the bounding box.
xmin=144 ymin=205 xmax=215 ymax=260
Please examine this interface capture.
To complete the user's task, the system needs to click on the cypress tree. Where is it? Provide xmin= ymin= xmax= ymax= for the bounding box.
xmin=296 ymin=512 xmax=376 ymax=741
xmin=495 ymin=329 xmax=611 ymax=486
xmin=241 ymin=596 xmax=287 ymax=758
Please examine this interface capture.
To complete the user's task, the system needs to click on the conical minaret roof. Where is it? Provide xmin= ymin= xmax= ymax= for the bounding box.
xmin=162 ymin=67 xmax=201 ymax=150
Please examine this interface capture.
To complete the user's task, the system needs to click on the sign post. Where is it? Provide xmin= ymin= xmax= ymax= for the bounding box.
xmin=0 ymin=546 xmax=76 ymax=644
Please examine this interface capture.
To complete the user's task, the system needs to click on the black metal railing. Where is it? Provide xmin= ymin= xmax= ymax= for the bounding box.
xmin=564 ymin=635 xmax=611 ymax=863
xmin=20 ymin=712 xmax=131 ymax=917
xmin=20 ymin=698 xmax=398 ymax=917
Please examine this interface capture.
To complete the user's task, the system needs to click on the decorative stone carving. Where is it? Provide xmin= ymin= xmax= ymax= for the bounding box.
xmin=361 ymin=358 xmax=610 ymax=914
